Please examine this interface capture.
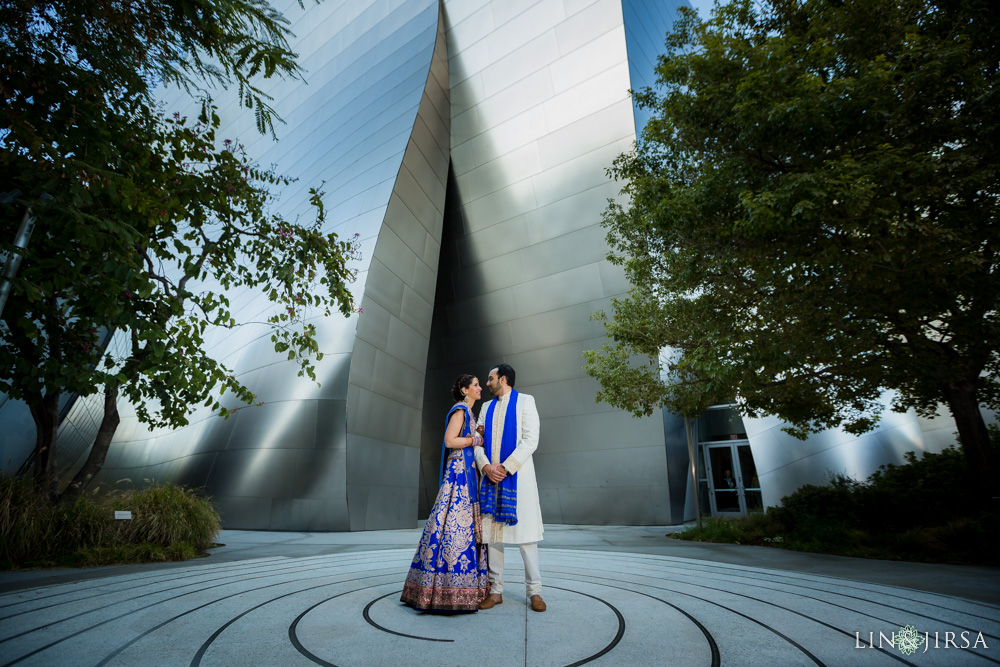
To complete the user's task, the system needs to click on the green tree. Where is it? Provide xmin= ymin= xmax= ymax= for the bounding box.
xmin=585 ymin=0 xmax=1000 ymax=495
xmin=0 ymin=0 xmax=358 ymax=501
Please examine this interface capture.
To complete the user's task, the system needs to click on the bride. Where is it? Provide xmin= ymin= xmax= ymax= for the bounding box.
xmin=400 ymin=374 xmax=490 ymax=611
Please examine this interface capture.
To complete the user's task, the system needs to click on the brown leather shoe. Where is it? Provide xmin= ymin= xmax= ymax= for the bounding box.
xmin=530 ymin=594 xmax=546 ymax=612
xmin=478 ymin=594 xmax=502 ymax=610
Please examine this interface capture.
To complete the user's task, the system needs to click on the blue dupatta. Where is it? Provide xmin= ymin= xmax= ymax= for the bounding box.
xmin=481 ymin=390 xmax=518 ymax=525
xmin=438 ymin=403 xmax=479 ymax=504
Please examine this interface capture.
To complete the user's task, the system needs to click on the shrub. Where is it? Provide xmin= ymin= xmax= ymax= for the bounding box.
xmin=0 ymin=478 xmax=220 ymax=569
xmin=673 ymin=445 xmax=998 ymax=565
xmin=860 ymin=446 xmax=974 ymax=529
xmin=769 ymin=473 xmax=863 ymax=537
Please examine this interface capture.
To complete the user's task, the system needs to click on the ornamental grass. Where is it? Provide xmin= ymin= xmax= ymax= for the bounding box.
xmin=0 ymin=477 xmax=220 ymax=569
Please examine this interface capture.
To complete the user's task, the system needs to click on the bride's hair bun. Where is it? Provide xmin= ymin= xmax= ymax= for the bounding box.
xmin=452 ymin=374 xmax=476 ymax=402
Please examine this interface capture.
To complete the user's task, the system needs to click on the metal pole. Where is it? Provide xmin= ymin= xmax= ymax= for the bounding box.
xmin=0 ymin=206 xmax=37 ymax=318
xmin=684 ymin=416 xmax=702 ymax=529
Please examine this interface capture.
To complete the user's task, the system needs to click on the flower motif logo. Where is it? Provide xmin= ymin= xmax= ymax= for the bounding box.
xmin=896 ymin=625 xmax=925 ymax=655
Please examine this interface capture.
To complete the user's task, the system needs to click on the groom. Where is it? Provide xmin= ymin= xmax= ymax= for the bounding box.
xmin=474 ymin=363 xmax=546 ymax=612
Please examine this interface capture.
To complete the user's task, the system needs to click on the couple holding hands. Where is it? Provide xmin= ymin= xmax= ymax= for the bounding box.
xmin=400 ymin=363 xmax=546 ymax=613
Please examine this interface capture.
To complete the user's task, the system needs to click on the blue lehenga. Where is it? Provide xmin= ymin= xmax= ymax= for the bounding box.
xmin=401 ymin=403 xmax=489 ymax=611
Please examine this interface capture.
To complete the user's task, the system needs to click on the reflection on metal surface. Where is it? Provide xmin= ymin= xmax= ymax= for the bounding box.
xmin=8 ymin=0 xmax=955 ymax=531
xmin=419 ymin=0 xmax=684 ymax=526
xmin=673 ymin=398 xmax=959 ymax=521
xmin=7 ymin=0 xmax=689 ymax=529
xmin=54 ymin=0 xmax=444 ymax=531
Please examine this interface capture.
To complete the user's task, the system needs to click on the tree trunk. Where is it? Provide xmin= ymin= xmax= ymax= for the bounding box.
xmin=29 ymin=392 xmax=60 ymax=503
xmin=943 ymin=379 xmax=1000 ymax=501
xmin=60 ymin=382 xmax=121 ymax=503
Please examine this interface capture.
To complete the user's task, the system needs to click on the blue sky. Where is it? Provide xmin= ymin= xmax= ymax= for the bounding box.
xmin=686 ymin=0 xmax=717 ymax=20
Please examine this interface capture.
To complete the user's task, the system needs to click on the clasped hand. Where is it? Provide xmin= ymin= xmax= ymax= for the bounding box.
xmin=484 ymin=463 xmax=507 ymax=483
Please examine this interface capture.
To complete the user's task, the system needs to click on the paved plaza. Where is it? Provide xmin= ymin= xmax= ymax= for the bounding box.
xmin=0 ymin=525 xmax=998 ymax=666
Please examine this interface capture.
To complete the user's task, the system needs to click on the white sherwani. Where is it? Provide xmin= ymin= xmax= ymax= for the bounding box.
xmin=475 ymin=391 xmax=543 ymax=544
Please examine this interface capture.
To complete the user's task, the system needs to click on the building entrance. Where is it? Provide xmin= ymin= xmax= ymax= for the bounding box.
xmin=693 ymin=405 xmax=762 ymax=517
xmin=702 ymin=442 xmax=762 ymax=516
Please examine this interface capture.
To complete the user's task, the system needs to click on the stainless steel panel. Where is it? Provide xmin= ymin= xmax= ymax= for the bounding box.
xmin=458 ymin=215 xmax=532 ymax=263
xmin=409 ymin=120 xmax=449 ymax=191
xmin=224 ymin=401 xmax=317 ymax=451
xmin=392 ymin=164 xmax=446 ymax=228
xmin=491 ymin=0 xmax=543 ymax=25
xmin=530 ymin=139 xmax=633 ymax=207
xmin=365 ymin=480 xmax=421 ymax=529
xmin=598 ymin=259 xmax=632 ymax=296
xmin=315 ymin=399 xmax=349 ymax=450
xmin=206 ymin=448 xmax=299 ymax=499
xmin=525 ymin=180 xmax=622 ymax=243
xmin=0 ymin=399 xmax=38 ymax=475
xmin=485 ymin=2 xmax=565 ymax=66
xmin=470 ymin=103 xmax=550 ymax=166
xmin=387 ymin=317 xmax=431 ymax=371
xmin=362 ymin=258 xmax=407 ymax=318
xmin=662 ymin=409 xmax=690 ymax=525
xmin=524 ymin=410 xmax=664 ymax=456
xmin=534 ymin=446 xmax=666 ymax=489
xmin=481 ymin=32 xmax=560 ymax=96
xmin=506 ymin=339 xmax=605 ymax=387
xmin=171 ymin=452 xmax=218 ymax=490
xmin=538 ymin=487 xmax=564 ymax=523
xmin=446 ymin=286 xmax=519 ymax=332
xmin=346 ymin=386 xmax=423 ymax=448
xmin=457 ymin=144 xmax=543 ymax=203
xmin=507 ymin=300 xmax=612 ymax=353
xmin=444 ymin=4 xmax=493 ymax=60
xmin=449 ymin=70 xmax=487 ymax=118
xmin=536 ymin=99 xmax=635 ymax=167
xmin=215 ymin=496 xmax=272 ymax=530
xmin=527 ymin=377 xmax=601 ymax=420
xmin=556 ymin=486 xmax=658 ymax=525
xmin=439 ymin=322 xmax=514 ymax=365
xmin=270 ymin=497 xmax=349 ymax=531
xmin=556 ymin=0 xmax=625 ymax=55
xmin=550 ymin=28 xmax=626 ymax=94
xmin=355 ymin=299 xmax=392 ymax=350
xmin=519 ymin=224 xmax=609 ymax=282
xmin=345 ymin=435 xmax=419 ymax=530
xmin=373 ymin=349 xmax=427 ymax=410
xmin=451 ymin=253 xmax=525 ymax=301
xmin=512 ymin=264 xmax=606 ymax=319
xmin=291 ymin=449 xmax=348 ymax=500
xmin=543 ymin=63 xmax=632 ymax=131
xmin=402 ymin=280 xmax=436 ymax=332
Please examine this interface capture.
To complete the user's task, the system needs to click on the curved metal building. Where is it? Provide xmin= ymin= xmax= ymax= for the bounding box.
xmin=1 ymin=0 xmax=965 ymax=530
xmin=58 ymin=0 xmax=452 ymax=531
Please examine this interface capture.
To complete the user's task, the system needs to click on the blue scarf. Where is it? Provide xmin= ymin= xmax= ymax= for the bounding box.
xmin=439 ymin=403 xmax=479 ymax=504
xmin=481 ymin=390 xmax=518 ymax=526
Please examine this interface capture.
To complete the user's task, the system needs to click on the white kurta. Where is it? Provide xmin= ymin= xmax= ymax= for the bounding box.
xmin=474 ymin=391 xmax=544 ymax=544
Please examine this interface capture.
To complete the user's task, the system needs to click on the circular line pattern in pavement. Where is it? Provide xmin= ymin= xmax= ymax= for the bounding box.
xmin=0 ymin=548 xmax=995 ymax=667
xmin=544 ymin=585 xmax=626 ymax=667
xmin=362 ymin=591 xmax=454 ymax=642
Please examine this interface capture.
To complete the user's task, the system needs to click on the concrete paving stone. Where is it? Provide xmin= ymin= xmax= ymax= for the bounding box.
xmin=0 ymin=525 xmax=997 ymax=666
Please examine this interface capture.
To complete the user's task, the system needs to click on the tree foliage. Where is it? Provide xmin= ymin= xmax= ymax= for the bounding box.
xmin=0 ymin=0 xmax=358 ymax=500
xmin=585 ymin=0 xmax=1000 ymax=493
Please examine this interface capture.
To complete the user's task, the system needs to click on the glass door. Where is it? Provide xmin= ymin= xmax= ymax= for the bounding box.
xmin=703 ymin=441 xmax=762 ymax=516
xmin=737 ymin=443 xmax=763 ymax=512
xmin=704 ymin=444 xmax=742 ymax=515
